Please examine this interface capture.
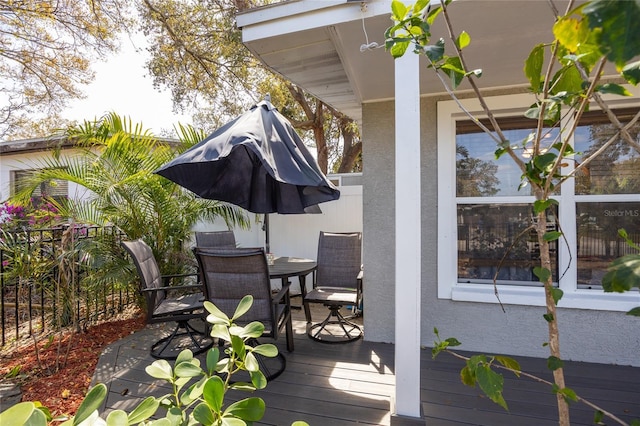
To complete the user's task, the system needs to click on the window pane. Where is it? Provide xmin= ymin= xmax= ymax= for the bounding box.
xmin=577 ymin=202 xmax=640 ymax=287
xmin=574 ymin=110 xmax=640 ymax=195
xmin=458 ymin=204 xmax=558 ymax=284
xmin=12 ymin=170 xmax=68 ymax=199
xmin=456 ymin=126 xmax=559 ymax=197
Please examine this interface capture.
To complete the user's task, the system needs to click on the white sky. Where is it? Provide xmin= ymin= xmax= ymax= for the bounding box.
xmin=62 ymin=35 xmax=192 ymax=136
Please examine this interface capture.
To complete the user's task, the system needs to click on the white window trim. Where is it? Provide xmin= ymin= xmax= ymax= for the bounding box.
xmin=437 ymin=92 xmax=640 ymax=312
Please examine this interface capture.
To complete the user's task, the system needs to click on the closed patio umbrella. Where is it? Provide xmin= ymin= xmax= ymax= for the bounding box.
xmin=154 ymin=97 xmax=340 ymax=251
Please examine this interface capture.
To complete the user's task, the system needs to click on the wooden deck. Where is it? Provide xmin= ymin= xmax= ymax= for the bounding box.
xmin=92 ymin=308 xmax=640 ymax=425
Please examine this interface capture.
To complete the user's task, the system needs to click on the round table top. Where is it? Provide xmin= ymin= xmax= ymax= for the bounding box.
xmin=268 ymin=256 xmax=316 ymax=279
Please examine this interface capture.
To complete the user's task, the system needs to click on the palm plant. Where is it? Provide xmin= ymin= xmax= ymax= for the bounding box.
xmin=12 ymin=112 xmax=248 ymax=281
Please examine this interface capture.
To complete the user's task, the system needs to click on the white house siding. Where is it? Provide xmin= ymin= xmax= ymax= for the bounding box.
xmin=0 ymin=149 xmax=88 ymax=203
xmin=363 ymin=95 xmax=640 ymax=367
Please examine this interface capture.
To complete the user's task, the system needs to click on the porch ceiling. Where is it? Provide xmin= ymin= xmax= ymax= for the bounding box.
xmin=238 ymin=0 xmax=583 ymax=124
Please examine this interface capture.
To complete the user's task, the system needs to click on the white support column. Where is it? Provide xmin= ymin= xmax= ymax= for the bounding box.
xmin=393 ymin=51 xmax=422 ymax=420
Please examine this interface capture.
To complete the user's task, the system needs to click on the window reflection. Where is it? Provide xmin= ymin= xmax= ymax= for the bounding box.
xmin=574 ymin=109 xmax=640 ymax=195
xmin=457 ymin=204 xmax=558 ymax=285
xmin=577 ymin=202 xmax=640 ymax=287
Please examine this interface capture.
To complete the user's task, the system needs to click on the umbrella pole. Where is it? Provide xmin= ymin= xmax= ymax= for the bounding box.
xmin=264 ymin=213 xmax=270 ymax=253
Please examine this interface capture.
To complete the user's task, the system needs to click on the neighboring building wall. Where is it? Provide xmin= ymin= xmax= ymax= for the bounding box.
xmin=0 ymin=149 xmax=88 ymax=203
xmin=363 ymin=95 xmax=640 ymax=367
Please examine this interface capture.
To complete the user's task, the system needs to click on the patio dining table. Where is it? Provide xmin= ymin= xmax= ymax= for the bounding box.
xmin=268 ymin=256 xmax=316 ymax=322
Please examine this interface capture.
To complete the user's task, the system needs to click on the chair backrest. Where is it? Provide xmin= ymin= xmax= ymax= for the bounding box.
xmin=195 ymin=231 xmax=236 ymax=249
xmin=121 ymin=239 xmax=165 ymax=315
xmin=316 ymin=232 xmax=362 ymax=290
xmin=194 ymin=247 xmax=273 ymax=329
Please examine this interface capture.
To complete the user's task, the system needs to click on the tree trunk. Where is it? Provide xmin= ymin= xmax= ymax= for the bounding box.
xmin=536 ymin=208 xmax=570 ymax=425
xmin=336 ymin=115 xmax=362 ymax=173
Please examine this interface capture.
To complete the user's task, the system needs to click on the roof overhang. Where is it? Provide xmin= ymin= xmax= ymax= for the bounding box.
xmin=238 ymin=0 xmax=613 ymax=125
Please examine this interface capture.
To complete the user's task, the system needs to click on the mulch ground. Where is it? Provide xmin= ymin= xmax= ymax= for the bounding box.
xmin=0 ymin=309 xmax=146 ymax=418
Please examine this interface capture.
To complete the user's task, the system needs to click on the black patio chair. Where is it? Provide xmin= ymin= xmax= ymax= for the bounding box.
xmin=303 ymin=231 xmax=363 ymax=343
xmin=195 ymin=230 xmax=237 ymax=249
xmin=194 ymin=247 xmax=293 ymax=380
xmin=121 ymin=239 xmax=213 ymax=359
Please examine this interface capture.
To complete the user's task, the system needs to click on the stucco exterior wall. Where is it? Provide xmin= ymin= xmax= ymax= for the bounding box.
xmin=363 ymin=96 xmax=640 ymax=367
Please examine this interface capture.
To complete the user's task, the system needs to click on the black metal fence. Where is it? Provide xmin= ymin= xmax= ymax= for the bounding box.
xmin=0 ymin=225 xmax=136 ymax=346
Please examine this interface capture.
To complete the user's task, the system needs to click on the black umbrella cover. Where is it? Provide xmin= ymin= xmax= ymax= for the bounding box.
xmin=155 ymin=100 xmax=339 ymax=214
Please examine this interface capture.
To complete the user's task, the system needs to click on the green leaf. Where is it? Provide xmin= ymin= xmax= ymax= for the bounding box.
xmin=494 ymin=147 xmax=507 ymax=159
xmin=622 ymin=60 xmax=640 ymax=85
xmin=146 ymin=360 xmax=174 ymax=381
xmin=445 ymin=337 xmax=462 ymax=347
xmin=494 ymin=356 xmax=521 ymax=377
xmin=204 ymin=301 xmax=230 ymax=324
xmin=251 ymin=343 xmax=277 ymax=357
xmin=627 ymin=307 xmax=640 ymax=316
xmin=426 ymin=3 xmax=444 ymax=25
xmin=181 ymin=377 xmax=206 ymax=406
xmin=476 ymin=365 xmax=508 ymax=410
xmin=250 ymin=370 xmax=268 ymax=390
xmin=594 ymin=410 xmax=605 ymax=425
xmin=175 ymin=349 xmax=194 ymax=365
xmin=533 ymin=152 xmax=558 ymax=173
xmin=543 ymin=231 xmax=562 ymax=242
xmin=203 ymin=376 xmax=225 ymax=412
xmin=391 ymin=41 xmax=410 ymax=59
xmin=0 ymin=402 xmax=44 ymax=426
xmin=127 ymin=397 xmax=160 ymax=424
xmin=73 ymin=383 xmax=107 ymax=426
xmin=224 ymin=397 xmax=266 ymax=422
xmin=596 ymin=83 xmax=632 ymax=96
xmin=229 ymin=381 xmax=258 ymax=392
xmin=220 ymin=418 xmax=246 ymax=426
xmin=413 ymin=0 xmax=430 ymax=15
xmin=210 ymin=324 xmax=231 ymax=342
xmin=554 ymin=17 xmax=588 ymax=52
xmin=551 ymin=288 xmax=564 ymax=305
xmin=193 ymin=402 xmax=215 ymax=426
xmin=425 ymin=39 xmax=445 ymax=63
xmin=525 ymin=44 xmax=545 ymax=92
xmin=232 ymin=295 xmax=253 ymax=321
xmin=533 ymin=267 xmax=551 ymax=283
xmin=547 ymin=356 xmax=564 ymax=371
xmin=602 ymin=254 xmax=640 ymax=293
xmin=391 ymin=0 xmax=408 ymax=21
xmin=533 ymin=199 xmax=558 ymax=214
xmin=237 ymin=321 xmax=265 ymax=339
xmin=231 ymin=335 xmax=246 ymax=359
xmin=551 ymin=65 xmax=582 ymax=97
xmin=106 ymin=410 xmax=128 ymax=426
xmin=460 ymin=365 xmax=475 ymax=386
xmin=25 ymin=408 xmax=48 ymax=426
xmin=147 ymin=418 xmax=172 ymax=426
xmin=583 ymin=0 xmax=640 ymax=69
xmin=244 ymin=352 xmax=259 ymax=372
xmin=556 ymin=386 xmax=578 ymax=403
xmin=456 ymin=31 xmax=471 ymax=50
xmin=441 ymin=56 xmax=465 ymax=89
xmin=207 ymin=347 xmax=220 ymax=375
xmin=175 ymin=361 xmax=203 ymax=378
xmin=543 ymin=313 xmax=554 ymax=323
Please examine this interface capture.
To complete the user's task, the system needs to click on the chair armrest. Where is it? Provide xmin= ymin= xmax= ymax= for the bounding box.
xmin=272 ymin=281 xmax=292 ymax=305
xmin=141 ymin=283 xmax=202 ymax=293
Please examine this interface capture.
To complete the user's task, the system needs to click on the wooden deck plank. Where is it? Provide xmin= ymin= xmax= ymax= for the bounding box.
xmin=91 ymin=311 xmax=640 ymax=425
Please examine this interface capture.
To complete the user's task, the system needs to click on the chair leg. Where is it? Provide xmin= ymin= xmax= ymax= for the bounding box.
xmin=220 ymin=338 xmax=287 ymax=382
xmin=151 ymin=319 xmax=213 ymax=360
xmin=285 ymin=314 xmax=294 ymax=352
xmin=307 ymin=304 xmax=362 ymax=344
